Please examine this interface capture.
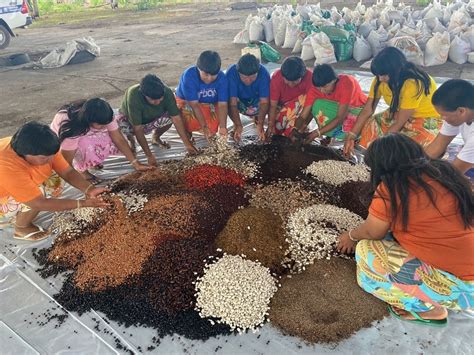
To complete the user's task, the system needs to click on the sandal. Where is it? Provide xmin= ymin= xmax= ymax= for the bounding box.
xmin=14 ymin=225 xmax=50 ymax=242
xmin=388 ymin=305 xmax=448 ymax=327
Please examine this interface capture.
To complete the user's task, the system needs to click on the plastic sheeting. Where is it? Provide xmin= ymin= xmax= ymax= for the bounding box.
xmin=1 ymin=70 xmax=473 ymax=354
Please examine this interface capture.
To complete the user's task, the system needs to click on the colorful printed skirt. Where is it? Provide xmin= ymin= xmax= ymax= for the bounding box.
xmin=358 ymin=110 xmax=442 ymax=149
xmin=175 ymin=97 xmax=219 ymax=134
xmin=116 ymin=112 xmax=173 ymax=137
xmin=0 ymin=173 xmax=64 ymax=226
xmin=274 ymin=94 xmax=306 ymax=137
xmin=311 ymin=99 xmax=364 ymax=141
xmin=356 ymin=237 xmax=474 ymax=313
xmin=237 ymin=97 xmax=260 ymax=117
xmin=70 ymin=128 xmax=121 ymax=172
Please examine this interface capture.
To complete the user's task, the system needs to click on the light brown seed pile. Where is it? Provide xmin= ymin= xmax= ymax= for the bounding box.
xmin=269 ymin=257 xmax=388 ymax=344
xmin=284 ymin=204 xmax=363 ymax=272
xmin=248 ymin=179 xmax=320 ymax=219
xmin=305 ymin=160 xmax=370 ymax=186
xmin=195 ymin=254 xmax=278 ymax=333
xmin=216 ymin=207 xmax=287 ymax=271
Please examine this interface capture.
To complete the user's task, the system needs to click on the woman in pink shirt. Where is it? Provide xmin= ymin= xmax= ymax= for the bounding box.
xmin=51 ymin=98 xmax=150 ymax=183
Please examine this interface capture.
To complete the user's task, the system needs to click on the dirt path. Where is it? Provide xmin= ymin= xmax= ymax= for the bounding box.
xmin=0 ymin=3 xmax=472 ymax=137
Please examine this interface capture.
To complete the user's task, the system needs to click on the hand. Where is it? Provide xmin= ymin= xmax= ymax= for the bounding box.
xmin=185 ymin=144 xmax=199 ymax=156
xmin=202 ymin=126 xmax=212 ymax=142
xmin=147 ymin=154 xmax=158 ymax=167
xmin=132 ymin=161 xmax=154 ymax=171
xmin=343 ymin=138 xmax=355 ymax=158
xmin=219 ymin=126 xmax=228 ymax=138
xmin=86 ymin=186 xmax=109 ymax=199
xmin=233 ymin=124 xmax=243 ymax=142
xmin=256 ymin=124 xmax=266 ymax=141
xmin=265 ymin=124 xmax=275 ymax=142
xmin=336 ymin=232 xmax=357 ymax=255
xmin=304 ymin=129 xmax=320 ymax=144
xmin=82 ymin=196 xmax=110 ymax=208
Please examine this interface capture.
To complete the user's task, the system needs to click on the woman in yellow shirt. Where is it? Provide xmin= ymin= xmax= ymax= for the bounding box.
xmin=344 ymin=47 xmax=442 ymax=156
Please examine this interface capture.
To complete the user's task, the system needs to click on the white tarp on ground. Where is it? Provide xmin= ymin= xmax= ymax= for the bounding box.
xmin=1 ymin=69 xmax=472 ymax=355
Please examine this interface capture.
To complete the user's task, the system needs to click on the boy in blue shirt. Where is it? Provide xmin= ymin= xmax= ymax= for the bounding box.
xmin=226 ymin=54 xmax=270 ymax=142
xmin=176 ymin=51 xmax=228 ymax=140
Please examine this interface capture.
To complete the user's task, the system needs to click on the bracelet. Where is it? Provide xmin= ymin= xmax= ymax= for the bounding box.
xmin=76 ymin=199 xmax=81 ymax=209
xmin=314 ymin=129 xmax=321 ymax=138
xmin=348 ymin=229 xmax=358 ymax=242
xmin=346 ymin=131 xmax=357 ymax=140
xmin=84 ymin=184 xmax=93 ymax=195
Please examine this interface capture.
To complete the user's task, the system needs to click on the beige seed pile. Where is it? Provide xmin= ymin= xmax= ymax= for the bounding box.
xmin=51 ymin=207 xmax=103 ymax=240
xmin=186 ymin=135 xmax=258 ymax=178
xmin=304 ymin=161 xmax=370 ymax=186
xmin=195 ymin=254 xmax=278 ymax=333
xmin=248 ymin=180 xmax=320 ymax=219
xmin=284 ymin=204 xmax=363 ymax=273
xmin=115 ymin=188 xmax=148 ymax=215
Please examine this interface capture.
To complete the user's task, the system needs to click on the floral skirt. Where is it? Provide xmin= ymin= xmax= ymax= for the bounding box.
xmin=311 ymin=99 xmax=364 ymax=141
xmin=175 ymin=97 xmax=219 ymax=134
xmin=0 ymin=173 xmax=64 ymax=225
xmin=358 ymin=109 xmax=442 ymax=148
xmin=274 ymin=94 xmax=306 ymax=137
xmin=116 ymin=112 xmax=173 ymax=137
xmin=356 ymin=237 xmax=474 ymax=313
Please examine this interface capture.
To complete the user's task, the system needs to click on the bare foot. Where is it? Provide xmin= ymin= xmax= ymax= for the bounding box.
xmin=391 ymin=306 xmax=448 ymax=321
xmin=151 ymin=134 xmax=171 ymax=149
xmin=14 ymin=224 xmax=49 ymax=241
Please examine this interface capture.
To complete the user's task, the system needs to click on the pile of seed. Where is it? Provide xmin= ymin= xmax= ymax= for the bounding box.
xmin=284 ymin=204 xmax=363 ymax=272
xmin=205 ymin=184 xmax=249 ymax=215
xmin=216 ymin=208 xmax=287 ymax=272
xmin=195 ymin=254 xmax=278 ymax=333
xmin=248 ymin=179 xmax=320 ymax=219
xmin=184 ymin=164 xmax=246 ymax=190
xmin=51 ymin=207 xmax=104 ymax=241
xmin=305 ymin=160 xmax=370 ymax=186
xmin=115 ymin=188 xmax=148 ymax=215
xmin=269 ymin=258 xmax=388 ymax=344
xmin=184 ymin=135 xmax=258 ymax=178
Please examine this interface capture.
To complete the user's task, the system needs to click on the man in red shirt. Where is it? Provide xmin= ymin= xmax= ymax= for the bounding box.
xmin=297 ymin=64 xmax=367 ymax=143
xmin=266 ymin=57 xmax=312 ymax=139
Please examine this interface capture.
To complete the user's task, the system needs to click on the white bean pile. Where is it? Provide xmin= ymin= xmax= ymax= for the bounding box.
xmin=116 ymin=188 xmax=148 ymax=215
xmin=51 ymin=207 xmax=103 ymax=241
xmin=195 ymin=254 xmax=278 ymax=333
xmin=284 ymin=204 xmax=363 ymax=272
xmin=305 ymin=160 xmax=370 ymax=186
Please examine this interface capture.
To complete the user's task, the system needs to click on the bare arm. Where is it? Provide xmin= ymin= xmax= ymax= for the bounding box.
xmin=320 ymin=104 xmax=349 ymax=136
xmin=256 ymin=98 xmax=269 ymax=141
xmin=188 ymin=100 xmax=211 ymax=140
xmin=170 ymin=114 xmax=198 ymax=154
xmin=265 ymin=100 xmax=279 ymax=140
xmin=60 ymin=149 xmax=77 ymax=167
xmin=343 ymin=98 xmax=378 ymax=157
xmin=425 ymin=133 xmax=455 ymax=159
xmin=217 ymin=102 xmax=228 ymax=136
xmin=132 ymin=125 xmax=157 ymax=166
xmin=109 ymin=129 xmax=152 ymax=171
xmin=452 ymin=158 xmax=474 ymax=174
xmin=296 ymin=105 xmax=312 ymax=132
xmin=228 ymin=98 xmax=243 ymax=141
xmin=387 ymin=109 xmax=415 ymax=133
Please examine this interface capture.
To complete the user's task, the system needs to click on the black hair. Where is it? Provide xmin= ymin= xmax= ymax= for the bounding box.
xmin=140 ymin=74 xmax=165 ymax=100
xmin=11 ymin=121 xmax=60 ymax=157
xmin=281 ymin=56 xmax=306 ymax=81
xmin=236 ymin=53 xmax=260 ymax=76
xmin=197 ymin=50 xmax=221 ymax=76
xmin=432 ymin=79 xmax=474 ymax=111
xmin=58 ymin=98 xmax=113 ymax=143
xmin=364 ymin=133 xmax=473 ymax=231
xmin=312 ymin=64 xmax=338 ymax=87
xmin=370 ymin=47 xmax=431 ymax=113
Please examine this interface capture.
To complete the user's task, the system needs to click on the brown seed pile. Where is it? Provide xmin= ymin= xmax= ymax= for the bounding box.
xmin=216 ymin=207 xmax=287 ymax=272
xmin=248 ymin=179 xmax=320 ymax=219
xmin=269 ymin=257 xmax=388 ymax=344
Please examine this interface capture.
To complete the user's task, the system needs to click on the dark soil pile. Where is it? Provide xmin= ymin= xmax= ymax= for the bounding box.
xmin=216 ymin=207 xmax=287 ymax=273
xmin=269 ymin=257 xmax=388 ymax=344
xmin=337 ymin=181 xmax=373 ymax=219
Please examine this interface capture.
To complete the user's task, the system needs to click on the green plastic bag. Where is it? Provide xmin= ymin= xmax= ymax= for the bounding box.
xmin=301 ymin=20 xmax=320 ymax=35
xmin=259 ymin=41 xmax=281 ymax=63
xmin=320 ymin=26 xmax=355 ymax=61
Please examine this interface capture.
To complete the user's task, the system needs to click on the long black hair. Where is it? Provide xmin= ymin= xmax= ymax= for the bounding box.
xmin=58 ymin=98 xmax=113 ymax=143
xmin=370 ymin=47 xmax=432 ymax=113
xmin=364 ymin=133 xmax=473 ymax=231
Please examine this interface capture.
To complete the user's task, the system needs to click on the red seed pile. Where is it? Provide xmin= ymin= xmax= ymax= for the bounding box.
xmin=184 ymin=164 xmax=246 ymax=191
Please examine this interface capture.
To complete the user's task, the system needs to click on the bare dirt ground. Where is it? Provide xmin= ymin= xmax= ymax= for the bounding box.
xmin=1 ymin=2 xmax=473 ymax=137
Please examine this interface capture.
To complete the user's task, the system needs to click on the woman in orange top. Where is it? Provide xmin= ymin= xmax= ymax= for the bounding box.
xmin=337 ymin=134 xmax=474 ymax=326
xmin=0 ymin=122 xmax=108 ymax=241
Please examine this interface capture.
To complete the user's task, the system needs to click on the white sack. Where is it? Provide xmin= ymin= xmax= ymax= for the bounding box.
xmin=424 ymin=32 xmax=450 ymax=66
xmin=311 ymin=31 xmax=337 ymax=65
xmin=448 ymin=35 xmax=471 ymax=64
xmin=353 ymin=36 xmax=372 ymax=61
xmin=388 ymin=36 xmax=424 ymax=66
